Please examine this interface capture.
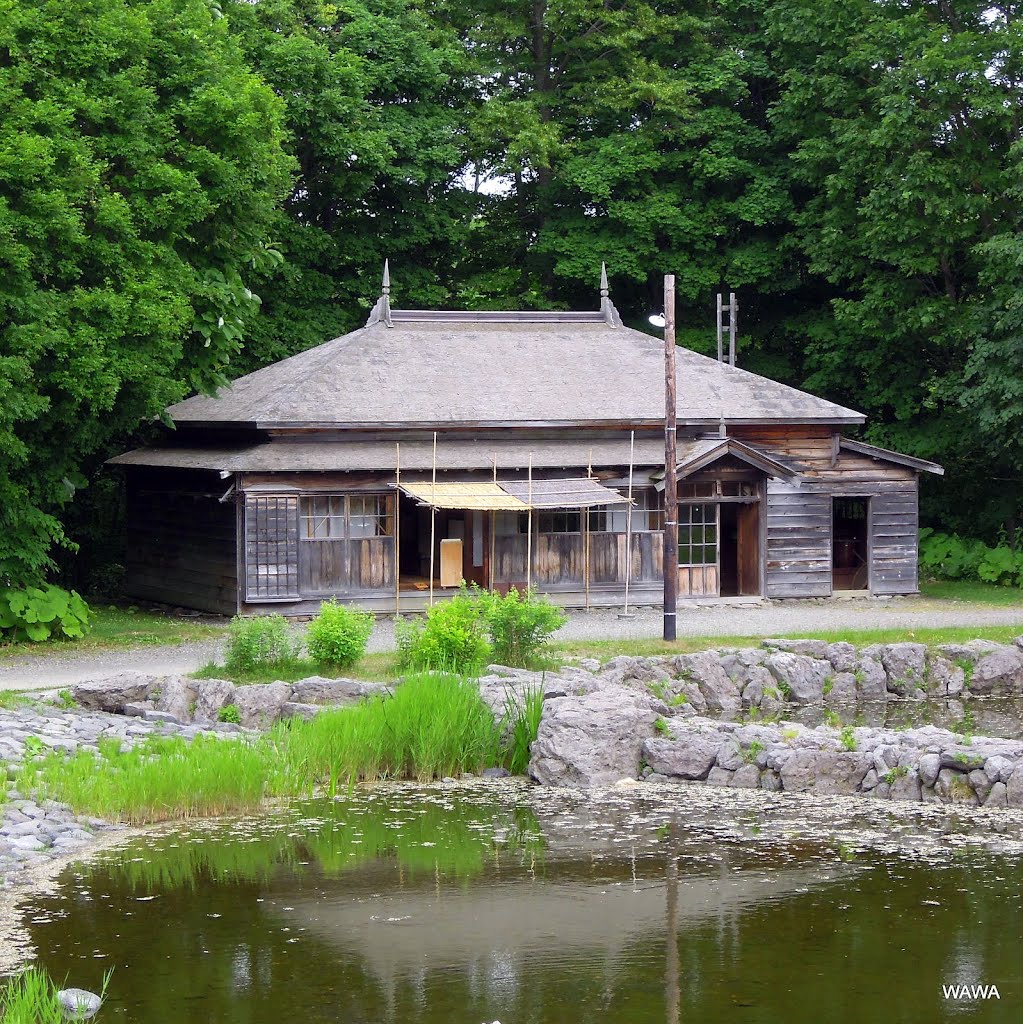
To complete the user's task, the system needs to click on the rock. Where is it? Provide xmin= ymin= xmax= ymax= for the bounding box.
xmin=482 ymin=767 xmax=511 ymax=778
xmin=760 ymin=770 xmax=782 ymax=792
xmin=969 ymin=769 xmax=993 ymax=802
xmin=232 ymin=682 xmax=293 ymax=729
xmin=825 ymin=642 xmax=857 ymax=672
xmin=861 ymin=768 xmax=879 ymax=791
xmin=935 ymin=768 xmax=978 ymax=805
xmin=764 ymin=652 xmax=831 ymax=704
xmin=824 ymin=672 xmax=857 ymax=702
xmin=890 ymin=769 xmax=922 ymax=802
xmin=729 ymin=764 xmax=761 ymax=789
xmin=969 ymin=648 xmax=1023 ymax=695
xmin=279 ymin=702 xmax=325 ymax=721
xmin=924 ymin=653 xmax=965 ymax=697
xmin=72 ymin=672 xmax=156 ymax=712
xmin=866 ymin=642 xmax=928 ymax=697
xmin=852 ymin=656 xmax=888 ymax=702
xmin=762 ymin=639 xmax=829 ymax=659
xmin=716 ymin=736 xmax=745 ymax=772
xmin=918 ymin=753 xmax=941 ymax=788
xmin=779 ymin=750 xmax=870 ymax=794
xmin=985 ymin=755 xmax=1015 ymax=785
xmin=122 ymin=702 xmax=153 ymax=718
xmin=643 ymin=728 xmax=721 ymax=781
xmin=290 ymin=676 xmax=388 ymax=706
xmin=984 ymin=781 xmax=1008 ymax=808
xmin=528 ymin=686 xmax=657 ymax=787
xmin=672 ymin=653 xmax=741 ymax=713
xmin=1007 ymin=768 xmax=1023 ymax=808
xmin=141 ymin=710 xmax=180 ymax=724
xmin=57 ymin=989 xmax=102 ymax=1020
xmin=191 ymin=679 xmax=238 ymax=724
xmin=741 ymin=677 xmax=764 ymax=709
xmin=153 ymin=676 xmax=198 ymax=723
xmin=706 ymin=766 xmax=733 ymax=786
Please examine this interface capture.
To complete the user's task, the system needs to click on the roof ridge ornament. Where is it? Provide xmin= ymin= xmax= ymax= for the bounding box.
xmin=599 ymin=262 xmax=622 ymax=328
xmin=365 ymin=259 xmax=394 ymax=328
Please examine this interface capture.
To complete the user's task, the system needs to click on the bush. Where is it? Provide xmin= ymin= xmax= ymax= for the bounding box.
xmin=919 ymin=528 xmax=1023 ymax=587
xmin=486 ymin=587 xmax=567 ymax=667
xmin=0 ymin=584 xmax=92 ymax=642
xmin=396 ymin=587 xmax=492 ymax=672
xmin=306 ymin=600 xmax=374 ymax=669
xmin=224 ymin=614 xmax=300 ymax=673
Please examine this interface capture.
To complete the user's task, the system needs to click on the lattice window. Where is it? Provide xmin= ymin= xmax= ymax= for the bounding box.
xmin=300 ymin=494 xmax=394 ymax=540
xmin=536 ymin=510 xmax=581 ymax=534
xmin=590 ymin=488 xmax=662 ymax=532
xmin=244 ymin=495 xmax=299 ymax=601
xmin=678 ymin=503 xmax=717 ymax=567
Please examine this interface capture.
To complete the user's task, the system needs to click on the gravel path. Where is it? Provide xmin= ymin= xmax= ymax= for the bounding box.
xmin=1 ymin=595 xmax=1020 ymax=692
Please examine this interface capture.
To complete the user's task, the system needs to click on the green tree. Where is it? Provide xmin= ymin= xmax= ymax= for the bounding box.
xmin=0 ymin=0 xmax=292 ymax=585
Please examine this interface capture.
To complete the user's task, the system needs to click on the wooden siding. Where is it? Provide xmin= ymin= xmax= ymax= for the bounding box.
xmin=125 ymin=471 xmax=238 ymax=615
xmin=736 ymin=427 xmax=921 ymax=596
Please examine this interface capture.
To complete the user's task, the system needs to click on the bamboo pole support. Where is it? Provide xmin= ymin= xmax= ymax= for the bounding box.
xmin=623 ymin=429 xmax=635 ymax=616
xmin=526 ymin=453 xmax=533 ymax=592
xmin=394 ymin=442 xmax=400 ymax=616
xmin=490 ymin=452 xmax=498 ymax=592
xmin=429 ymin=431 xmax=437 ymax=606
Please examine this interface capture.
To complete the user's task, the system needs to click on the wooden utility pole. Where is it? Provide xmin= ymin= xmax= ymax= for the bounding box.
xmin=663 ymin=275 xmax=678 ymax=642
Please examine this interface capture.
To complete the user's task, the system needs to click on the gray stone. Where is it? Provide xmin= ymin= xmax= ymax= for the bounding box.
xmin=232 ymin=682 xmax=293 ymax=729
xmin=706 ymin=766 xmax=733 ymax=786
xmin=715 ymin=736 xmax=745 ymax=772
xmin=852 ymin=656 xmax=888 ymax=702
xmin=729 ymin=764 xmax=761 ymax=789
xmin=861 ymin=768 xmax=879 ymax=791
xmin=760 ymin=770 xmax=782 ymax=792
xmin=970 ymin=647 xmax=1023 ymax=695
xmin=482 ymin=767 xmax=511 ymax=778
xmin=72 ymin=672 xmax=156 ymax=712
xmin=57 ymin=989 xmax=102 ymax=1020
xmin=824 ymin=672 xmax=857 ymax=702
xmin=866 ymin=642 xmax=928 ymax=697
xmin=825 ymin=642 xmax=858 ymax=672
xmin=279 ymin=702 xmax=325 ymax=721
xmin=764 ymin=652 xmax=831 ymax=704
xmin=290 ymin=676 xmax=388 ymax=706
xmin=643 ymin=729 xmax=721 ymax=781
xmin=890 ymin=769 xmax=922 ymax=802
xmin=969 ymin=769 xmax=993 ymax=801
xmin=924 ymin=653 xmax=965 ymax=697
xmin=142 ymin=710 xmax=180 ymax=724
xmin=122 ymin=702 xmax=153 ymax=718
xmin=779 ymin=750 xmax=871 ymax=794
xmin=935 ymin=768 xmax=978 ymax=805
xmin=153 ymin=676 xmax=198 ymax=723
xmin=984 ymin=781 xmax=1008 ymax=808
xmin=918 ymin=753 xmax=941 ymax=788
xmin=528 ymin=686 xmax=657 ymax=787
xmin=1007 ymin=768 xmax=1023 ymax=808
xmin=673 ymin=652 xmax=741 ymax=713
xmin=190 ymin=679 xmax=238 ymax=724
xmin=762 ymin=639 xmax=829 ymax=659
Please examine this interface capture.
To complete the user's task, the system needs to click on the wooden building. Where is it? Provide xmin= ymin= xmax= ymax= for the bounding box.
xmin=110 ymin=270 xmax=943 ymax=615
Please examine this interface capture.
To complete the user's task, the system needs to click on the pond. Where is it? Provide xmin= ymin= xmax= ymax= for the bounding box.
xmin=13 ymin=783 xmax=1023 ymax=1023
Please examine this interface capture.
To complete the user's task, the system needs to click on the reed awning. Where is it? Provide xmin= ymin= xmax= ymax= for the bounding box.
xmin=398 ymin=477 xmax=628 ymax=511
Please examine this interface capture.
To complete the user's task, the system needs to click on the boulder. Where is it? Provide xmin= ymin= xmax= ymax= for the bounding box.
xmin=969 ymin=647 xmax=1023 ymax=695
xmin=1007 ymin=768 xmax=1023 ymax=809
xmin=762 ymin=639 xmax=829 ymax=659
xmin=672 ymin=652 xmax=741 ymax=713
xmin=279 ymin=702 xmax=326 ymax=721
xmin=853 ymin=656 xmax=888 ymax=702
xmin=190 ymin=679 xmax=237 ymax=724
xmin=779 ymin=750 xmax=871 ymax=794
xmin=985 ymin=781 xmax=1009 ymax=808
xmin=824 ymin=672 xmax=857 ymax=703
xmin=764 ymin=652 xmax=831 ymax=704
xmin=707 ymin=766 xmax=733 ymax=786
xmin=968 ymin=769 xmax=993 ymax=802
xmin=867 ymin=642 xmax=928 ymax=697
xmin=643 ymin=727 xmax=721 ymax=781
xmin=985 ymin=755 xmax=1015 ymax=785
xmin=917 ymin=753 xmax=941 ymax=788
xmin=716 ymin=736 xmax=745 ymax=772
xmin=729 ymin=764 xmax=761 ymax=789
xmin=290 ymin=676 xmax=389 ymax=706
xmin=924 ymin=653 xmax=965 ymax=697
xmin=935 ymin=768 xmax=978 ymax=805
xmin=232 ymin=682 xmax=293 ymax=729
xmin=153 ymin=676 xmax=198 ymax=723
xmin=528 ymin=686 xmax=657 ymax=787
xmin=825 ymin=642 xmax=857 ymax=673
xmin=890 ymin=769 xmax=922 ymax=802
xmin=57 ymin=989 xmax=102 ymax=1020
xmin=72 ymin=672 xmax=156 ymax=712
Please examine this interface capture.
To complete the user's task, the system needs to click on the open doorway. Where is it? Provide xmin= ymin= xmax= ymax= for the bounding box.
xmin=719 ymin=502 xmax=761 ymax=597
xmin=833 ymin=497 xmax=869 ymax=590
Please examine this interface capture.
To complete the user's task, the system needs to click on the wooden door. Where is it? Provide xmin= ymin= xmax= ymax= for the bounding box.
xmin=737 ymin=501 xmax=760 ymax=596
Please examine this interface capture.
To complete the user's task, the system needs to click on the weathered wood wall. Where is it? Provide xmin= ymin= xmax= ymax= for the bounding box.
xmin=125 ymin=468 xmax=238 ymax=614
xmin=734 ymin=427 xmax=920 ymax=597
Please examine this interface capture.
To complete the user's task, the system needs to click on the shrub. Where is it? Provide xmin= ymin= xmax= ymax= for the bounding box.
xmin=219 ymin=703 xmax=241 ymax=725
xmin=919 ymin=528 xmax=1023 ymax=587
xmin=485 ymin=587 xmax=567 ymax=667
xmin=306 ymin=600 xmax=374 ymax=669
xmin=395 ymin=587 xmax=492 ymax=672
xmin=0 ymin=584 xmax=92 ymax=642
xmin=224 ymin=614 xmax=300 ymax=673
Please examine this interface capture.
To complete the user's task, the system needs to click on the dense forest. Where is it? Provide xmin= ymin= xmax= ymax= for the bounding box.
xmin=1 ymin=0 xmax=1022 ymax=592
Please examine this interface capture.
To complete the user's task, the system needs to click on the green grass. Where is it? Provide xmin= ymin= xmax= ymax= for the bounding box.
xmin=919 ymin=579 xmax=1023 ymax=606
xmin=15 ymin=673 xmax=530 ymax=823
xmin=0 ymin=606 xmax=227 ymax=660
xmin=0 ymin=967 xmax=111 ymax=1024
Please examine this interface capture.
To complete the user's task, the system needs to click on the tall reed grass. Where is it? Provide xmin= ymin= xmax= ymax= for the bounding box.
xmin=16 ymin=673 xmax=535 ymax=822
xmin=0 ymin=968 xmax=110 ymax=1024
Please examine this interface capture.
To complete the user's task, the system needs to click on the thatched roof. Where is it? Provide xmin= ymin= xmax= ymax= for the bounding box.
xmin=167 ymin=315 xmax=864 ymax=429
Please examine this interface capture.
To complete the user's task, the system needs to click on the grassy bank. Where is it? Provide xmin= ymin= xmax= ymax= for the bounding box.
xmin=0 ymin=606 xmax=227 ymax=660
xmin=15 ymin=673 xmax=532 ymax=824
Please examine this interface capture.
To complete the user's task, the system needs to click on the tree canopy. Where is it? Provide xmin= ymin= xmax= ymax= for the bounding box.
xmin=3 ymin=0 xmax=1023 ymax=586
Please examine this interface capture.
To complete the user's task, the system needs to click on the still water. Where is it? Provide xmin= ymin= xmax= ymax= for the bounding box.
xmin=15 ymin=783 xmax=1023 ymax=1024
